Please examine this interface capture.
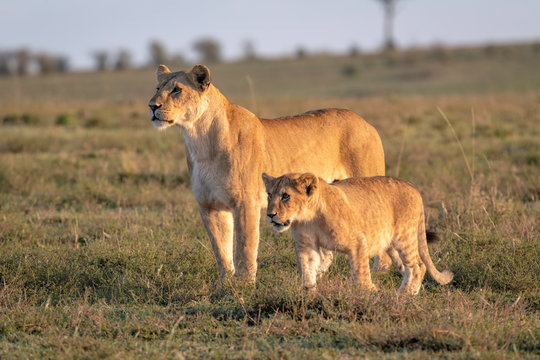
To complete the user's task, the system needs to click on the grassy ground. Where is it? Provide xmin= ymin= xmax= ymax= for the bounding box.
xmin=0 ymin=44 xmax=539 ymax=358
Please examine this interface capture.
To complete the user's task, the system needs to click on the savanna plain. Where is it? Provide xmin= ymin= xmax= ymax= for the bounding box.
xmin=0 ymin=44 xmax=539 ymax=359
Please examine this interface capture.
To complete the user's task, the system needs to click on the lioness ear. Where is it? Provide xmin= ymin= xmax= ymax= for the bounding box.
xmin=297 ymin=173 xmax=319 ymax=196
xmin=190 ymin=64 xmax=211 ymax=91
xmin=262 ymin=173 xmax=275 ymax=188
xmin=157 ymin=64 xmax=171 ymax=81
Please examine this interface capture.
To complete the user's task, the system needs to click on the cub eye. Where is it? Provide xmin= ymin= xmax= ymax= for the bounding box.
xmin=267 ymin=193 xmax=272 ymax=200
xmin=281 ymin=193 xmax=290 ymax=202
xmin=172 ymin=86 xmax=182 ymax=94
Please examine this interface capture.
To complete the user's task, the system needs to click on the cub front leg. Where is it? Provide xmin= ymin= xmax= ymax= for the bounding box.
xmin=199 ymin=206 xmax=235 ymax=278
xmin=292 ymin=231 xmax=321 ymax=289
xmin=233 ymin=203 xmax=261 ymax=282
xmin=317 ymin=248 xmax=333 ymax=276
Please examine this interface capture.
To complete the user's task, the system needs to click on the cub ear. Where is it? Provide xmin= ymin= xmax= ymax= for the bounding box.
xmin=297 ymin=173 xmax=319 ymax=196
xmin=190 ymin=64 xmax=211 ymax=91
xmin=262 ymin=173 xmax=275 ymax=189
xmin=157 ymin=64 xmax=171 ymax=81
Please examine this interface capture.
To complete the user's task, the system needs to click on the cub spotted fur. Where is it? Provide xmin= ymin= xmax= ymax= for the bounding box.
xmin=262 ymin=172 xmax=453 ymax=294
xmin=149 ymin=64 xmax=388 ymax=281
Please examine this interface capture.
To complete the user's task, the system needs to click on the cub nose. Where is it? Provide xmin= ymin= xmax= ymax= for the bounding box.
xmin=149 ymin=104 xmax=162 ymax=112
xmin=267 ymin=212 xmax=277 ymax=219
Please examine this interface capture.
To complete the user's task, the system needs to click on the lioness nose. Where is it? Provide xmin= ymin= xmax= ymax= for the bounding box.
xmin=268 ymin=212 xmax=277 ymax=219
xmin=149 ymin=104 xmax=162 ymax=112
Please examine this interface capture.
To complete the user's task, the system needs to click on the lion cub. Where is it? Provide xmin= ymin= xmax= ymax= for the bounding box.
xmin=262 ymin=172 xmax=453 ymax=294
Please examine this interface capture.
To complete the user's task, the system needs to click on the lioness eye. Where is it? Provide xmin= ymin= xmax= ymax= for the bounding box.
xmin=281 ymin=193 xmax=290 ymax=202
xmin=172 ymin=86 xmax=182 ymax=94
xmin=267 ymin=193 xmax=272 ymax=200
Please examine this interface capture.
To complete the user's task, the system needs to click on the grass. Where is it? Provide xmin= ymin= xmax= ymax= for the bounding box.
xmin=0 ymin=44 xmax=539 ymax=358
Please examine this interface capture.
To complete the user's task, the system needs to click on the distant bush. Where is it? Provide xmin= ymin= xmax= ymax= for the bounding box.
xmin=341 ymin=65 xmax=359 ymax=78
xmin=407 ymin=115 xmax=422 ymax=125
xmin=21 ymin=113 xmax=40 ymax=125
xmin=430 ymin=44 xmax=451 ymax=63
xmin=526 ymin=154 xmax=538 ymax=165
xmin=84 ymin=117 xmax=106 ymax=128
xmin=2 ymin=113 xmax=41 ymax=125
xmin=55 ymin=113 xmax=75 ymax=126
xmin=2 ymin=114 xmax=18 ymax=125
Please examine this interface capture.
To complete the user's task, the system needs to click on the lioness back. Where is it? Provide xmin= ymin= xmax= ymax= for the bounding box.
xmin=261 ymin=109 xmax=385 ymax=180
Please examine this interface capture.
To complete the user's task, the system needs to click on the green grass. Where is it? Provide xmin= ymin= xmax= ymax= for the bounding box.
xmin=0 ymin=44 xmax=539 ymax=358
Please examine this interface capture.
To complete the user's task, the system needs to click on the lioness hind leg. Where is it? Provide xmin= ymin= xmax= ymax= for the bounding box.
xmin=200 ymin=207 xmax=235 ymax=278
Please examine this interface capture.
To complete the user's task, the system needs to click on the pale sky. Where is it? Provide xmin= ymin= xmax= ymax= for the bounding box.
xmin=1 ymin=0 xmax=539 ymax=69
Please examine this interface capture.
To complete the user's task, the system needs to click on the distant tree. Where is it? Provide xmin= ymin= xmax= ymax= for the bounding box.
xmin=36 ymin=53 xmax=58 ymax=74
xmin=16 ymin=49 xmax=31 ymax=76
xmin=149 ymin=41 xmax=168 ymax=66
xmin=243 ymin=40 xmax=257 ymax=61
xmin=0 ymin=51 xmax=17 ymax=76
xmin=169 ymin=52 xmax=186 ymax=67
xmin=373 ymin=0 xmax=404 ymax=51
xmin=93 ymin=51 xmax=109 ymax=71
xmin=0 ymin=52 xmax=10 ymax=75
xmin=295 ymin=46 xmax=307 ymax=59
xmin=349 ymin=44 xmax=361 ymax=57
xmin=56 ymin=56 xmax=69 ymax=73
xmin=115 ymin=49 xmax=132 ymax=70
xmin=193 ymin=38 xmax=222 ymax=63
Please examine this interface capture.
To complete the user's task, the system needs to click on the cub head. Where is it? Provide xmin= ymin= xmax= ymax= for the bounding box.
xmin=148 ymin=64 xmax=212 ymax=130
xmin=262 ymin=172 xmax=320 ymax=232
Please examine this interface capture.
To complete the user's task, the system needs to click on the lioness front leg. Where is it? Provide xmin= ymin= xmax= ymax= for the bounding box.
xmin=199 ymin=207 xmax=235 ymax=278
xmin=233 ymin=203 xmax=261 ymax=282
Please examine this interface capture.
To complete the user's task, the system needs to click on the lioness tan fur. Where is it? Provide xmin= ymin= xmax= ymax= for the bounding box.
xmin=262 ymin=172 xmax=454 ymax=294
xmin=148 ymin=64 xmax=387 ymax=281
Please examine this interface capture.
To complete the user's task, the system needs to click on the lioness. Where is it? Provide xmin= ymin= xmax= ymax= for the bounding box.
xmin=149 ymin=64 xmax=387 ymax=281
xmin=262 ymin=172 xmax=454 ymax=294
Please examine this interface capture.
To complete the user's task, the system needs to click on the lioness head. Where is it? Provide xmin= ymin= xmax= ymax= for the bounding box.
xmin=262 ymin=172 xmax=320 ymax=232
xmin=148 ymin=64 xmax=212 ymax=130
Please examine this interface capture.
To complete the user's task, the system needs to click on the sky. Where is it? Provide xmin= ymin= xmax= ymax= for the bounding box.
xmin=1 ymin=0 xmax=539 ymax=69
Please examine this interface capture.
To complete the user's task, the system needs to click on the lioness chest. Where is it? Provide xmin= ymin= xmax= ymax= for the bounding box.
xmin=190 ymin=155 xmax=232 ymax=207
xmin=188 ymin=155 xmax=266 ymax=209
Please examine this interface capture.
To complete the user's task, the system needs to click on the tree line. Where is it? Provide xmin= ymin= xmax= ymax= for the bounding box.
xmin=1 ymin=3 xmax=405 ymax=77
xmin=0 ymin=38 xmax=230 ymax=77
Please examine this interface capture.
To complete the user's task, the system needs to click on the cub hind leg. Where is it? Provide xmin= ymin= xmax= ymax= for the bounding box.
xmin=372 ymin=252 xmax=393 ymax=272
xmin=349 ymin=238 xmax=378 ymax=291
xmin=386 ymin=247 xmax=405 ymax=274
xmin=394 ymin=230 xmax=425 ymax=295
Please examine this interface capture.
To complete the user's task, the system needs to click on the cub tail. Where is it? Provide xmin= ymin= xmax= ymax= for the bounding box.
xmin=418 ymin=214 xmax=453 ymax=285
